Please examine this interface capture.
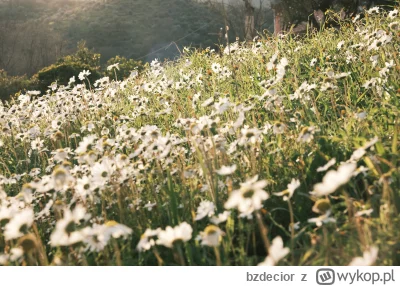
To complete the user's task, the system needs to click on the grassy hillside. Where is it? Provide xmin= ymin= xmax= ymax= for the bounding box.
xmin=0 ymin=7 xmax=399 ymax=266
xmin=0 ymin=0 xmax=273 ymax=77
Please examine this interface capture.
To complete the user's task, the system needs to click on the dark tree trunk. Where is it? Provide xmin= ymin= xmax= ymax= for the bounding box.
xmin=243 ymin=0 xmax=255 ymax=40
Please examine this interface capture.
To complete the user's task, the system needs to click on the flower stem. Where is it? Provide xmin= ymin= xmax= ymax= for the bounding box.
xmin=256 ymin=211 xmax=271 ymax=252
xmin=287 ymin=200 xmax=295 ymax=264
xmin=214 ymin=246 xmax=221 ymax=266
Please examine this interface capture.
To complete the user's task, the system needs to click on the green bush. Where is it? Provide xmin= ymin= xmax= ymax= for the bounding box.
xmin=37 ymin=62 xmax=101 ymax=91
xmin=2 ymin=43 xmax=144 ymax=100
xmin=0 ymin=70 xmax=38 ymax=102
xmin=59 ymin=41 xmax=101 ymax=68
xmin=36 ymin=41 xmax=102 ymax=91
xmin=104 ymin=56 xmax=144 ymax=80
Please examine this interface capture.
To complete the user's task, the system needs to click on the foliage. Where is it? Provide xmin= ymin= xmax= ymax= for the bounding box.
xmin=278 ymin=0 xmax=399 ymax=24
xmin=0 ymin=0 xmax=269 ymax=78
xmin=36 ymin=41 xmax=102 ymax=90
xmin=0 ymin=70 xmax=37 ymax=101
xmin=0 ymin=1 xmax=67 ymax=77
xmin=0 ymin=7 xmax=399 ymax=266
xmin=58 ymin=41 xmax=102 ymax=69
xmin=105 ymin=56 xmax=144 ymax=80
xmin=1 ymin=42 xmax=144 ymax=97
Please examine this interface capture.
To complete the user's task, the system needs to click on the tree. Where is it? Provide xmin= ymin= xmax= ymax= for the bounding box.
xmin=243 ymin=0 xmax=255 ymax=40
xmin=0 ymin=3 xmax=66 ymax=77
xmin=274 ymin=0 xmax=398 ymax=32
xmin=206 ymin=0 xmax=273 ymax=41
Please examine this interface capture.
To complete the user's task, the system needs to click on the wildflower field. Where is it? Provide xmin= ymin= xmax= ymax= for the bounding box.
xmin=0 ymin=7 xmax=399 ymax=266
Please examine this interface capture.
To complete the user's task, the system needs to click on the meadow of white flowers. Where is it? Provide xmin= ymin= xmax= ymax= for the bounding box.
xmin=0 ymin=7 xmax=399 ymax=266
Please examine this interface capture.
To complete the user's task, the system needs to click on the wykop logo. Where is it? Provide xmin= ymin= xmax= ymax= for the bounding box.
xmin=316 ymin=268 xmax=336 ymax=285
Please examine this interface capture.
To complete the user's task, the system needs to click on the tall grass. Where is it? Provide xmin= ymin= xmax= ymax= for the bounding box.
xmin=0 ymin=7 xmax=399 ymax=266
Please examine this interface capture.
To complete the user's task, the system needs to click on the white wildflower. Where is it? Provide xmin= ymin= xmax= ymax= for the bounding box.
xmin=355 ymin=208 xmax=374 ymax=217
xmin=349 ymin=246 xmax=378 ymax=266
xmin=4 ymin=208 xmax=34 ymax=241
xmin=388 ymin=9 xmax=398 ymax=19
xmin=367 ymin=7 xmax=379 ymax=15
xmin=216 ymin=164 xmax=237 ymax=176
xmin=107 ymin=63 xmax=120 ymax=71
xmin=316 ymin=158 xmax=336 ymax=172
xmin=311 ymin=163 xmax=357 ymax=197
xmin=210 ymin=211 xmax=231 ymax=224
xmin=337 ymin=40 xmax=345 ymax=50
xmin=308 ymin=210 xmax=336 ymax=227
xmin=258 ymin=236 xmax=289 ymax=266
xmin=137 ymin=228 xmax=161 ymax=252
xmin=310 ymin=58 xmax=318 ymax=67
xmin=224 ymin=175 xmax=269 ymax=216
xmin=144 ymin=201 xmax=157 ymax=211
xmin=274 ymin=178 xmax=300 ymax=201
xmin=156 ymin=222 xmax=193 ymax=248
xmin=195 ymin=201 xmax=215 ymax=221
xmin=199 ymin=225 xmax=224 ymax=247
xmin=78 ymin=70 xmax=91 ymax=81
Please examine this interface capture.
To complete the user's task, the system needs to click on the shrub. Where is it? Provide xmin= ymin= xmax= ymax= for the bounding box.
xmin=36 ymin=41 xmax=102 ymax=91
xmin=105 ymin=56 xmax=144 ymax=80
xmin=37 ymin=62 xmax=101 ymax=91
xmin=0 ymin=70 xmax=38 ymax=102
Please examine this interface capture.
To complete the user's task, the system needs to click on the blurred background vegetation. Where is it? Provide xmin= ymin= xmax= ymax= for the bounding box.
xmin=0 ymin=0 xmax=275 ymax=100
xmin=0 ymin=0 xmax=397 ymax=101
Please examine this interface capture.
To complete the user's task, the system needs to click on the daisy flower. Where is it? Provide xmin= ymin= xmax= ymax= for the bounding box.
xmin=216 ymin=164 xmax=237 ymax=176
xmin=311 ymin=163 xmax=356 ymax=197
xmin=388 ymin=9 xmax=398 ymax=19
xmin=258 ymin=236 xmax=289 ymax=266
xmin=195 ymin=201 xmax=215 ymax=221
xmin=210 ymin=211 xmax=231 ymax=224
xmin=308 ymin=210 xmax=336 ymax=227
xmin=337 ymin=40 xmax=345 ymax=50
xmin=137 ymin=228 xmax=161 ymax=252
xmin=297 ymin=126 xmax=316 ymax=143
xmin=50 ymin=205 xmax=90 ymax=247
xmin=367 ymin=7 xmax=380 ymax=15
xmin=78 ymin=70 xmax=91 ymax=81
xmin=107 ymin=63 xmax=120 ymax=71
xmin=310 ymin=58 xmax=317 ymax=67
xmin=4 ymin=208 xmax=34 ymax=241
xmin=144 ymin=201 xmax=157 ymax=211
xmin=355 ymin=208 xmax=374 ymax=217
xmin=91 ymin=159 xmax=114 ymax=186
xmin=274 ymin=178 xmax=300 ymax=201
xmin=349 ymin=246 xmax=378 ymax=266
xmin=156 ymin=222 xmax=193 ymax=248
xmin=211 ymin=63 xmax=221 ymax=74
xmin=224 ymin=175 xmax=269 ymax=216
xmin=316 ymin=158 xmax=336 ymax=172
xmin=199 ymin=225 xmax=224 ymax=247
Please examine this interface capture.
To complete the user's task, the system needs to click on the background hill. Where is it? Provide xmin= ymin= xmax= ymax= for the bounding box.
xmin=0 ymin=0 xmax=274 ymax=77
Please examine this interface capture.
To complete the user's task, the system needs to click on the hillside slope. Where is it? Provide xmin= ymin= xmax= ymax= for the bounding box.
xmin=0 ymin=7 xmax=399 ymax=266
xmin=48 ymin=0 xmax=226 ymax=60
xmin=0 ymin=0 xmax=273 ymax=76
